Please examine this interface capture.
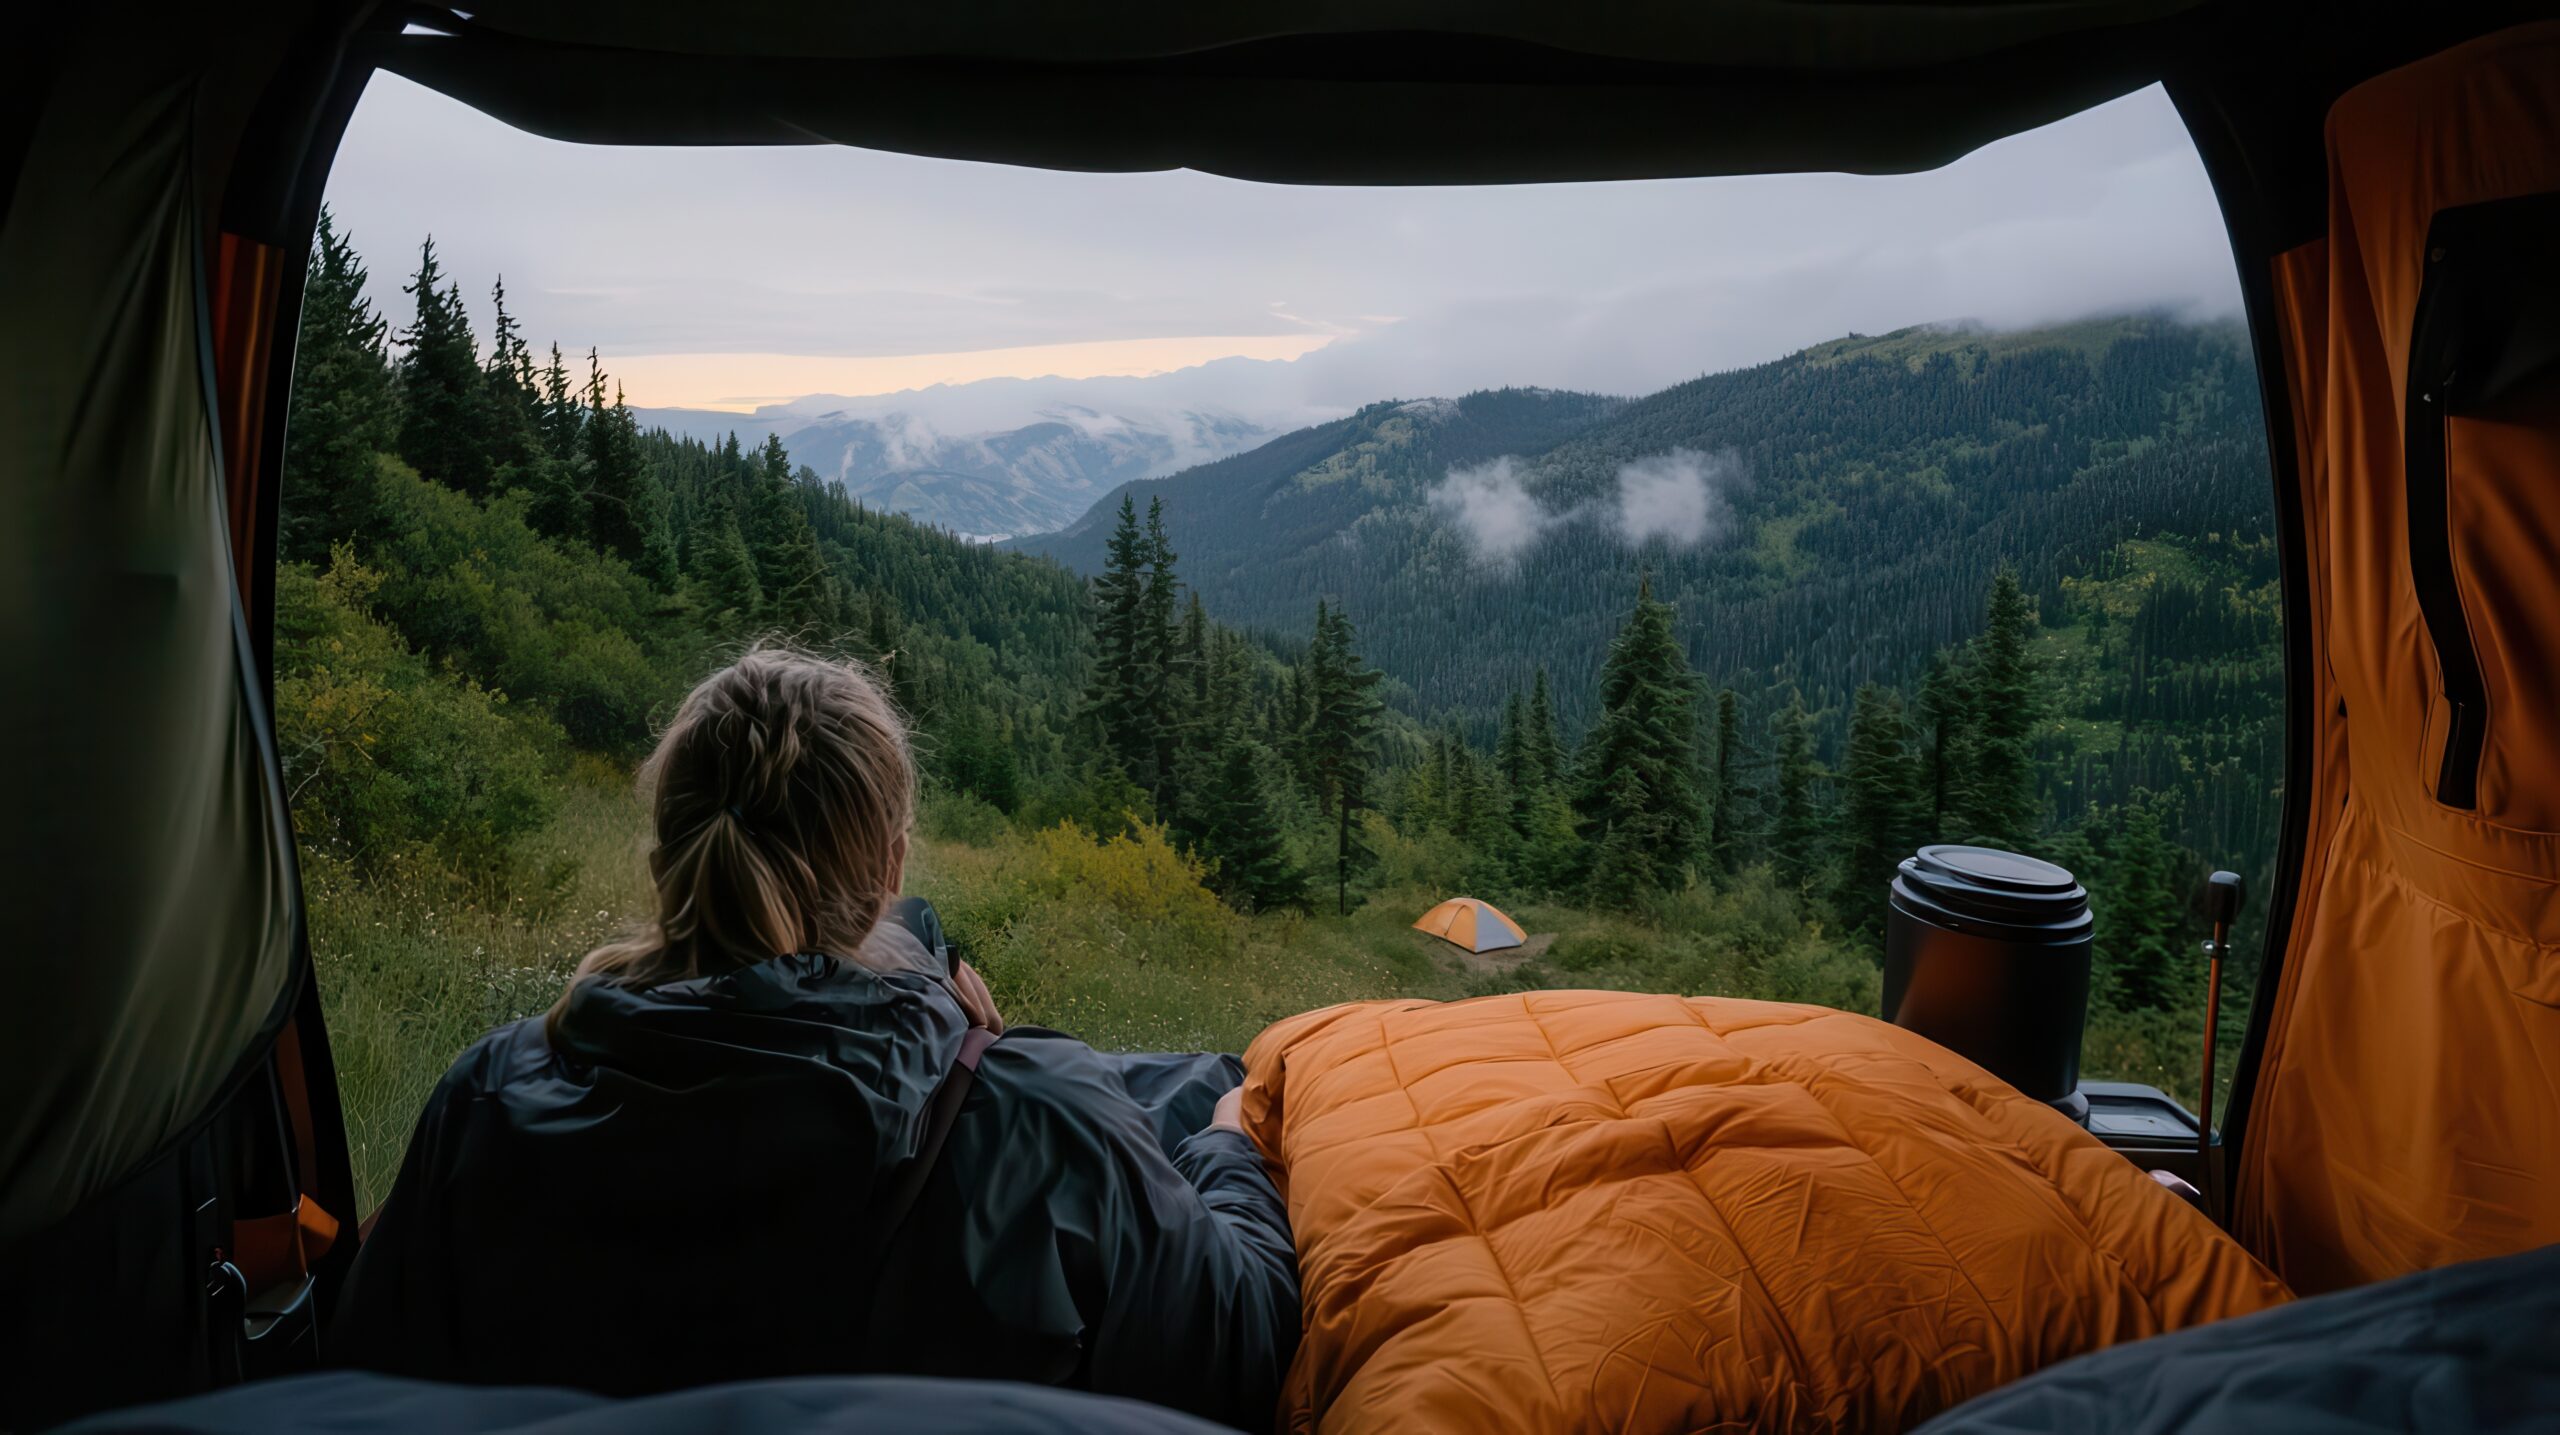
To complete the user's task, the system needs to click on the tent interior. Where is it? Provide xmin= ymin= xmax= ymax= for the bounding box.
xmin=3 ymin=1 xmax=2555 ymax=1428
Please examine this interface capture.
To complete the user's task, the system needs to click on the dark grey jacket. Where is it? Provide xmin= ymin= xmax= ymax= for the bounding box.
xmin=332 ymin=951 xmax=1297 ymax=1431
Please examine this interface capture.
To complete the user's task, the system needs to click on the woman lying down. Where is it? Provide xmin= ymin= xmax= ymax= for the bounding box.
xmin=334 ymin=649 xmax=1298 ymax=1431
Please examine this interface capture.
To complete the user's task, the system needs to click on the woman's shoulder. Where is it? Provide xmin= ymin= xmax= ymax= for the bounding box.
xmin=427 ymin=1015 xmax=560 ymax=1103
xmin=969 ymin=1028 xmax=1164 ymax=1144
xmin=975 ymin=1025 xmax=1120 ymax=1096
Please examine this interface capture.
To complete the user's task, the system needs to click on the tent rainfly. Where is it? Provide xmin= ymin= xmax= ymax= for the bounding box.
xmin=1413 ymin=898 xmax=1527 ymax=955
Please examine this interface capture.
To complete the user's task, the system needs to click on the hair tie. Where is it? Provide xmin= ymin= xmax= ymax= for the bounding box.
xmin=726 ymin=804 xmax=748 ymax=826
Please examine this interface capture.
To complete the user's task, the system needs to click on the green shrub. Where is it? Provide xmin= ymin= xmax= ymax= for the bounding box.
xmin=275 ymin=550 xmax=563 ymax=887
xmin=2083 ymin=993 xmax=2248 ymax=1115
xmin=364 ymin=460 xmax=677 ymax=754
xmin=920 ymin=788 xmax=1010 ymax=845
xmin=1747 ymin=936 xmax=1884 ymax=1013
xmin=1010 ymin=820 xmax=1236 ymax=944
xmin=1015 ymin=762 xmax=1156 ymax=840
xmin=1365 ymin=812 xmax=1474 ymax=894
xmin=1548 ymin=929 xmax=1651 ymax=974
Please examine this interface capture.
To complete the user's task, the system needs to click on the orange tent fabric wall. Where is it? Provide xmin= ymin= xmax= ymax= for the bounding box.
xmin=2236 ymin=22 xmax=2560 ymax=1293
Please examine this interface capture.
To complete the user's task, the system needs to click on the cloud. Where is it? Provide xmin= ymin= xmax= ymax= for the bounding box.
xmin=1430 ymin=448 xmax=1747 ymax=563
xmin=331 ymin=77 xmax=2239 ymax=410
xmin=1428 ymin=457 xmax=1555 ymax=565
xmin=1614 ymin=448 xmax=1740 ymax=547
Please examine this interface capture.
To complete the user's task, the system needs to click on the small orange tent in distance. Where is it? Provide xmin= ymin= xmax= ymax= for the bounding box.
xmin=1413 ymin=898 xmax=1526 ymax=954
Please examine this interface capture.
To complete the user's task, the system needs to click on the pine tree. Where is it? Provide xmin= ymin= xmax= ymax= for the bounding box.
xmin=279 ymin=206 xmax=396 ymax=563
xmin=1586 ymin=766 xmax=1672 ymax=907
xmin=1523 ymin=668 xmax=1564 ymax=790
xmin=757 ymin=432 xmax=794 ymax=493
xmin=1302 ymin=601 xmax=1383 ymax=915
xmin=521 ymin=342 xmax=588 ymax=539
xmin=1515 ymin=783 xmax=1585 ymax=898
xmin=1177 ymin=593 xmax=1214 ymax=727
xmin=1495 ymin=692 xmax=1529 ymax=795
xmin=1707 ymin=688 xmax=1744 ymax=874
xmin=2097 ymin=798 xmax=2196 ymax=1013
xmin=1085 ymin=497 xmax=1163 ymax=794
xmin=742 ymin=438 xmax=834 ymax=631
xmin=694 ymin=503 xmax=763 ymax=623
xmin=1200 ymin=736 xmax=1304 ymax=912
xmin=481 ymin=276 xmax=546 ymax=488
xmin=1206 ymin=625 xmax=1255 ymax=729
xmin=1770 ymin=691 xmax=1822 ymax=892
xmin=1167 ymin=593 xmax=1219 ymax=846
xmin=1449 ymin=733 xmax=1516 ymax=890
xmin=637 ymin=495 xmax=682 ymax=592
xmin=394 ymin=236 xmax=493 ymax=495
xmin=939 ymin=708 xmax=1022 ymax=813
xmin=537 ymin=342 xmax=582 ymax=465
xmin=1836 ymin=683 xmax=1924 ymax=939
xmin=1574 ymin=575 xmax=1701 ymax=899
xmin=1444 ymin=728 xmax=1490 ymax=841
xmin=864 ymin=595 xmax=904 ymax=708
xmin=1955 ymin=566 xmax=2043 ymax=848
xmin=582 ymin=359 xmax=653 ymax=567
xmin=1140 ymin=499 xmax=1182 ymax=810
xmin=1408 ymin=729 xmax=1452 ymax=832
xmin=1916 ymin=653 xmax=1962 ymax=839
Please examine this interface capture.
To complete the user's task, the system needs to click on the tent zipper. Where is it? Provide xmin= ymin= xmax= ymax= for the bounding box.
xmin=2404 ymin=240 xmax=2487 ymax=811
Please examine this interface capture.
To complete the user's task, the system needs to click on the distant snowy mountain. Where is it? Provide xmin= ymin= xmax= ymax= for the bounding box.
xmin=633 ymin=361 xmax=1341 ymax=538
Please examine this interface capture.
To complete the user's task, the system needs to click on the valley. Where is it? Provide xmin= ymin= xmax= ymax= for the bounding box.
xmin=276 ymin=215 xmax=2277 ymax=1207
xmin=634 ymin=371 xmax=1314 ymax=537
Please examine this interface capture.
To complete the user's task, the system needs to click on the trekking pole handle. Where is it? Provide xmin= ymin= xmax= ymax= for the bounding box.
xmin=2198 ymin=870 xmax=2244 ymax=1215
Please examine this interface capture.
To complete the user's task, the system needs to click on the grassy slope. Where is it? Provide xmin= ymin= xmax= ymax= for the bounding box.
xmin=320 ymin=773 xmax=2237 ymax=1210
xmin=311 ymin=759 xmax=650 ymax=1205
xmin=317 ymin=772 xmax=1867 ymax=1209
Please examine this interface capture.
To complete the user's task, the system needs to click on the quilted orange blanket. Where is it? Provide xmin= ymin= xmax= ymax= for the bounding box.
xmin=1240 ymin=992 xmax=2288 ymax=1432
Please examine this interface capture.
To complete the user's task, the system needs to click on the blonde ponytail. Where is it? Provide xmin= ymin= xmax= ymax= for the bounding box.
xmin=547 ymin=646 xmax=915 ymax=1045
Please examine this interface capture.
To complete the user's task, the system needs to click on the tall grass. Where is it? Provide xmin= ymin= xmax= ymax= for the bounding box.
xmin=309 ymin=758 xmax=649 ymax=1208
xmin=310 ymin=777 xmax=2235 ymax=1211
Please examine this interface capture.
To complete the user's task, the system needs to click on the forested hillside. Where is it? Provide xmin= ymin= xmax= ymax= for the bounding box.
xmin=1026 ymin=388 xmax=1623 ymax=571
xmin=1024 ymin=316 xmax=2281 ymax=934
xmin=1029 ymin=318 xmax=2261 ymax=730
xmin=281 ymin=211 xmax=2276 ymax=1206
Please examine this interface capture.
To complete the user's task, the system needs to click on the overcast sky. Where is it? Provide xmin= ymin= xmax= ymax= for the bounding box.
xmin=325 ymin=74 xmax=2243 ymax=414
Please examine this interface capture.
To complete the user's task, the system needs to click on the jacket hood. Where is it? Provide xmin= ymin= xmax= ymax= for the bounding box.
xmin=534 ymin=948 xmax=970 ymax=1180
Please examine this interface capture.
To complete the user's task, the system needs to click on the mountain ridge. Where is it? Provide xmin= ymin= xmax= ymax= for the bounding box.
xmin=633 ymin=361 xmax=1352 ymax=537
xmin=1014 ymin=314 xmax=2267 ymax=731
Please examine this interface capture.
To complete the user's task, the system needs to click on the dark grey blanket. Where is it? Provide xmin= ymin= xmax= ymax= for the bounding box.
xmin=56 ymin=1371 xmax=1232 ymax=1434
xmin=1921 ymin=1243 xmax=2560 ymax=1434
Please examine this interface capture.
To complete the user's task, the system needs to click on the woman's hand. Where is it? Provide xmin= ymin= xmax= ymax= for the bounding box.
xmin=951 ymin=960 xmax=1004 ymax=1035
xmin=1208 ymin=1085 xmax=1246 ymax=1134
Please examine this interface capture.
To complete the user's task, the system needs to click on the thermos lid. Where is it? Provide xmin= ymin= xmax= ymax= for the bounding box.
xmin=1892 ymin=844 xmax=2092 ymax=941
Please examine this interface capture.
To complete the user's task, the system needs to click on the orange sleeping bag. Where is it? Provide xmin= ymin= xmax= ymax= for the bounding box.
xmin=1241 ymin=991 xmax=2288 ymax=1432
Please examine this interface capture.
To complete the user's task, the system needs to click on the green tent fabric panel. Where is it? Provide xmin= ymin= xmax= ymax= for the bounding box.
xmin=0 ymin=48 xmax=298 ymax=1245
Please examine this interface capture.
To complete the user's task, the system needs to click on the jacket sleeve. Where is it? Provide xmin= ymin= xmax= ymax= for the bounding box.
xmin=1081 ymin=1122 xmax=1301 ymax=1433
xmin=968 ymin=1036 xmax=1299 ymax=1432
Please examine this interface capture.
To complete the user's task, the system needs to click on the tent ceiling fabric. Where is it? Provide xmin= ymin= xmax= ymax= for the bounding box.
xmin=446 ymin=0 xmax=2204 ymax=69
xmin=379 ymin=1 xmax=2204 ymax=183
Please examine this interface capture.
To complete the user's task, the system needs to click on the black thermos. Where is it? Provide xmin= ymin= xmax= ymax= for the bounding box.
xmin=1883 ymin=845 xmax=2095 ymax=1122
